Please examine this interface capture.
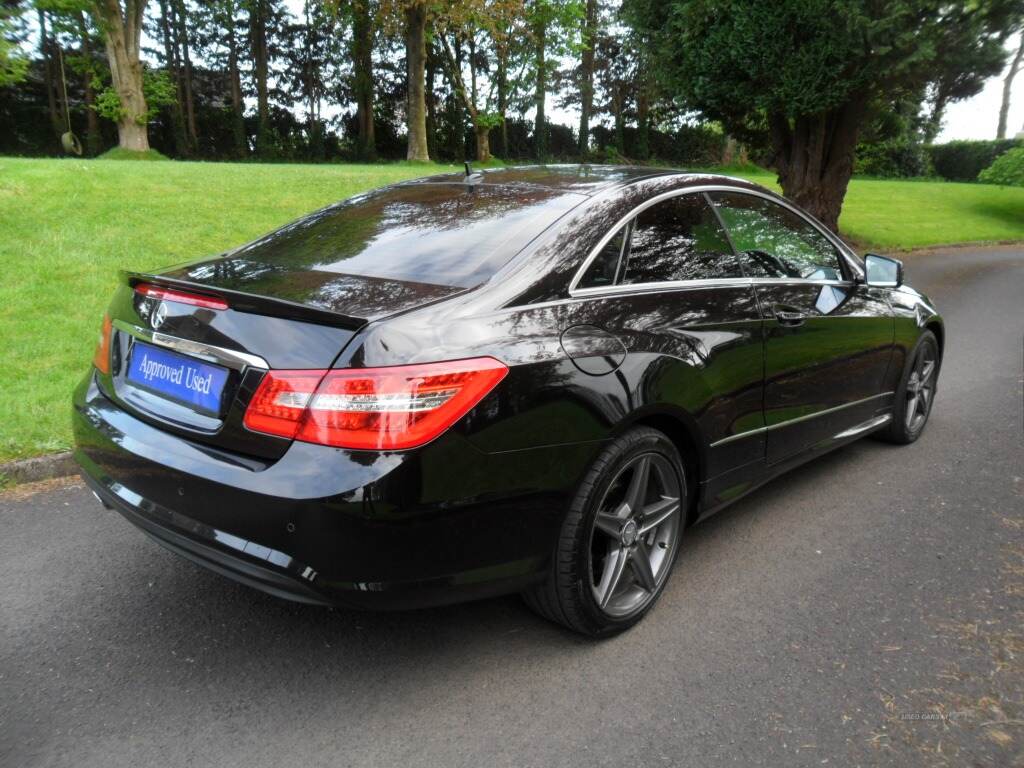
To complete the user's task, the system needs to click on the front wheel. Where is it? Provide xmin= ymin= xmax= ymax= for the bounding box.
xmin=524 ymin=427 xmax=687 ymax=637
xmin=878 ymin=330 xmax=940 ymax=444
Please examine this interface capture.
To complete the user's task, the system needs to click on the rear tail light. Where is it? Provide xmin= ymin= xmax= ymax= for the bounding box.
xmin=135 ymin=282 xmax=229 ymax=310
xmin=92 ymin=314 xmax=112 ymax=374
xmin=243 ymin=358 xmax=508 ymax=450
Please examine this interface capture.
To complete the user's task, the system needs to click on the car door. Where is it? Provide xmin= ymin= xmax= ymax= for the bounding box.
xmin=570 ymin=190 xmax=767 ymax=481
xmin=708 ymin=191 xmax=895 ymax=464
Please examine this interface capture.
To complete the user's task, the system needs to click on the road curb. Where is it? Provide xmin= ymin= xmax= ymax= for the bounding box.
xmin=0 ymin=452 xmax=77 ymax=485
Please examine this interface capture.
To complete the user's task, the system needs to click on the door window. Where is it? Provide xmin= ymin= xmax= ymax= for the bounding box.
xmin=619 ymin=193 xmax=741 ymax=284
xmin=710 ymin=192 xmax=845 ymax=281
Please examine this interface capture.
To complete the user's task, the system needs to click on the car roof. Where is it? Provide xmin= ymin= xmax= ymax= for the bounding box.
xmin=403 ymin=164 xmax=694 ymax=196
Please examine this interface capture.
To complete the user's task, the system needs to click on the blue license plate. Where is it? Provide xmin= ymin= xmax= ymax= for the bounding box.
xmin=127 ymin=342 xmax=229 ymax=415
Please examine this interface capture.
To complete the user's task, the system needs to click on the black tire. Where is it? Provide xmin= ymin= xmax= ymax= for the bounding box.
xmin=524 ymin=426 xmax=687 ymax=637
xmin=877 ymin=330 xmax=940 ymax=444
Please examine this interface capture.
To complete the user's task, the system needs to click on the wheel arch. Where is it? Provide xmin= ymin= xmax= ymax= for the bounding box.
xmin=924 ymin=319 xmax=944 ymax=359
xmin=614 ymin=406 xmax=705 ymax=525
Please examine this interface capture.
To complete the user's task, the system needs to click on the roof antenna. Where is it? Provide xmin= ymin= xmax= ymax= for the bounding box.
xmin=464 ymin=161 xmax=472 ymax=177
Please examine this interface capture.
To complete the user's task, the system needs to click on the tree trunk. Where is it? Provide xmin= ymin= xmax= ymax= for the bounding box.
xmin=577 ymin=0 xmax=597 ymax=156
xmin=157 ymin=0 xmax=188 ymax=156
xmin=769 ymin=98 xmax=867 ymax=233
xmin=495 ymin=39 xmax=508 ymax=157
xmin=77 ymin=12 xmax=102 ymax=156
xmin=404 ymin=2 xmax=429 ymax=161
xmin=249 ymin=0 xmax=271 ymax=156
xmin=636 ymin=80 xmax=650 ymax=160
xmin=722 ymin=135 xmax=737 ymax=165
xmin=533 ymin=14 xmax=546 ymax=159
xmin=226 ymin=3 xmax=246 ymax=158
xmin=613 ymin=90 xmax=624 ymax=154
xmin=351 ymin=0 xmax=376 ymax=160
xmin=997 ymin=33 xmax=1024 ymax=140
xmin=445 ymin=35 xmax=463 ymax=160
xmin=92 ymin=0 xmax=151 ymax=152
xmin=474 ymin=123 xmax=491 ymax=162
xmin=174 ymin=0 xmax=197 ymax=151
xmin=303 ymin=0 xmax=322 ymax=160
xmin=425 ymin=42 xmax=439 ymax=160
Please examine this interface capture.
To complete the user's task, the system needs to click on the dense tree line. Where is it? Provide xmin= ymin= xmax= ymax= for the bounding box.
xmin=2 ymin=0 xmax=1022 ymax=227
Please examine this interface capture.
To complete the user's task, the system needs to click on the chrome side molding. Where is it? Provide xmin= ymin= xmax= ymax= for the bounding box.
xmin=833 ymin=413 xmax=892 ymax=439
xmin=711 ymin=393 xmax=894 ymax=448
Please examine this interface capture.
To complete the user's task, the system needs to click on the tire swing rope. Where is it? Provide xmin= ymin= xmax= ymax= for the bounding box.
xmin=57 ymin=44 xmax=83 ymax=156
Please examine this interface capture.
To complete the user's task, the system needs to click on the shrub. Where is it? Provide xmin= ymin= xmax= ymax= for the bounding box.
xmin=928 ymin=139 xmax=1020 ymax=182
xmin=978 ymin=147 xmax=1024 ymax=186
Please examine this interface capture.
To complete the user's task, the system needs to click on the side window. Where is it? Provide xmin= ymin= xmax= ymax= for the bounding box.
xmin=710 ymin=192 xmax=845 ymax=281
xmin=620 ymin=193 xmax=740 ymax=284
xmin=577 ymin=225 xmax=627 ymax=288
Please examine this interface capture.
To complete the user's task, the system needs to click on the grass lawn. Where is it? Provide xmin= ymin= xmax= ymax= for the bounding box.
xmin=1 ymin=156 xmax=1023 ymax=462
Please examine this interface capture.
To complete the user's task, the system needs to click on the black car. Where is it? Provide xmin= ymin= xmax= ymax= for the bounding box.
xmin=73 ymin=165 xmax=943 ymax=636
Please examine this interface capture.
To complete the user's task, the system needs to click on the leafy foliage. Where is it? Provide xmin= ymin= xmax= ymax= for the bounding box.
xmin=0 ymin=6 xmax=28 ymax=87
xmin=93 ymin=69 xmax=177 ymax=125
xmin=854 ymin=99 xmax=933 ymax=178
xmin=978 ymin=146 xmax=1024 ymax=186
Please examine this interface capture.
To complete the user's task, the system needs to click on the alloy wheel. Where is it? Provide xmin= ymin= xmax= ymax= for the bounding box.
xmin=588 ymin=452 xmax=682 ymax=617
xmin=905 ymin=341 xmax=937 ymax=433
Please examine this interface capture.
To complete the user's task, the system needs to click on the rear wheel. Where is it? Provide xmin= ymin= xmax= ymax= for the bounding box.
xmin=878 ymin=330 xmax=939 ymax=444
xmin=524 ymin=427 xmax=686 ymax=637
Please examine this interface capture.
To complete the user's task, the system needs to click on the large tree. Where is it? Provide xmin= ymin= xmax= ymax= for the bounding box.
xmin=350 ymin=0 xmax=376 ymax=159
xmin=576 ymin=0 xmax=597 ymax=155
xmin=193 ymin=0 xmax=248 ymax=157
xmin=404 ymin=0 xmax=429 ymax=160
xmin=379 ymin=0 xmax=431 ymax=160
xmin=627 ymin=0 xmax=1022 ymax=232
xmin=89 ymin=0 xmax=150 ymax=150
xmin=247 ymin=0 xmax=272 ymax=155
xmin=524 ymin=0 xmax=582 ymax=159
xmin=437 ymin=0 xmax=522 ymax=162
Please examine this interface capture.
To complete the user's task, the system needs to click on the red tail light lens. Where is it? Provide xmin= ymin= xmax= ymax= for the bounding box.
xmin=135 ymin=282 xmax=228 ymax=310
xmin=92 ymin=314 xmax=112 ymax=374
xmin=244 ymin=358 xmax=508 ymax=450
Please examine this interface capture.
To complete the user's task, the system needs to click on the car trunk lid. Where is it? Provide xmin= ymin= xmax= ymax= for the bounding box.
xmin=98 ymin=265 xmax=463 ymax=461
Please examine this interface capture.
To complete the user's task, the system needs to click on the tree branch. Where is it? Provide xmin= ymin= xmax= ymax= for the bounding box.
xmin=438 ymin=32 xmax=477 ymax=120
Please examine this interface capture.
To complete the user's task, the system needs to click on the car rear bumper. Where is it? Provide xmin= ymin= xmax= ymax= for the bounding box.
xmin=72 ymin=371 xmax=602 ymax=610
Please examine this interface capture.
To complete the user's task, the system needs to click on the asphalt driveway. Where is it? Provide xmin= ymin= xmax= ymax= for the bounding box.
xmin=2 ymin=246 xmax=1022 ymax=768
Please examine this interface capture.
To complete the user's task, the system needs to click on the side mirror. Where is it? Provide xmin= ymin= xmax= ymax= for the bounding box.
xmin=864 ymin=253 xmax=903 ymax=287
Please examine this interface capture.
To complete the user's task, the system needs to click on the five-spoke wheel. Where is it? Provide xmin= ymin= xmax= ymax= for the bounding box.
xmin=904 ymin=342 xmax=937 ymax=433
xmin=589 ymin=452 xmax=681 ymax=617
xmin=524 ymin=426 xmax=686 ymax=636
xmin=878 ymin=329 xmax=940 ymax=444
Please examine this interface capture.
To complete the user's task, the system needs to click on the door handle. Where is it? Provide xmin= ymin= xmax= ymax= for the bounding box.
xmin=773 ymin=305 xmax=806 ymax=326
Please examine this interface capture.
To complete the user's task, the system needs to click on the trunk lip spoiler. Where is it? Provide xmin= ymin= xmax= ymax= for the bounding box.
xmin=122 ymin=271 xmax=369 ymax=331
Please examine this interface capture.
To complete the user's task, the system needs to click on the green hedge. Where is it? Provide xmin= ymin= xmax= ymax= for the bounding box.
xmin=927 ymin=139 xmax=1021 ymax=182
xmin=854 ymin=137 xmax=931 ymax=178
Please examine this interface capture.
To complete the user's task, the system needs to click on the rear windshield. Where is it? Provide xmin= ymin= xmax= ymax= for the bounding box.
xmin=230 ymin=182 xmax=583 ymax=288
